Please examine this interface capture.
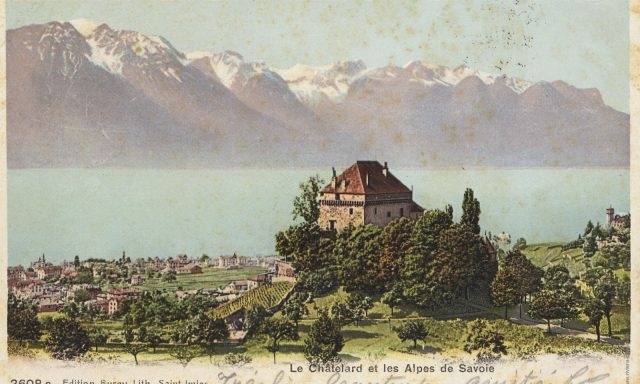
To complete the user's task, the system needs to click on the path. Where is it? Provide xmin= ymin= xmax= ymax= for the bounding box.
xmin=463 ymin=300 xmax=629 ymax=346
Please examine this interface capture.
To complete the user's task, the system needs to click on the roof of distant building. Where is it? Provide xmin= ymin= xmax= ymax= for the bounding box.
xmin=321 ymin=161 xmax=412 ymax=195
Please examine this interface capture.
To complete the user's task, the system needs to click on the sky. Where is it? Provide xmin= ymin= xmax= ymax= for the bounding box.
xmin=6 ymin=0 xmax=629 ymax=112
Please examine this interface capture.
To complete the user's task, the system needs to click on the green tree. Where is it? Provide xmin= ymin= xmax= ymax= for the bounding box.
xmin=282 ymin=294 xmax=309 ymax=329
xmin=276 ymin=223 xmax=334 ymax=273
xmin=542 ymin=265 xmax=579 ymax=327
xmin=45 ymin=318 xmax=91 ymax=360
xmin=582 ymin=298 xmax=605 ymax=342
xmin=245 ymin=304 xmax=270 ymax=333
xmin=491 ymin=266 xmax=520 ymax=320
xmin=401 ymin=209 xmax=452 ymax=306
xmin=509 ymin=250 xmax=543 ymax=317
xmin=329 ymin=302 xmax=352 ymax=327
xmin=122 ymin=325 xmax=136 ymax=343
xmin=431 ymin=224 xmax=489 ymax=299
xmin=295 ymin=268 xmax=338 ymax=296
xmin=527 ymin=290 xmax=568 ymax=334
xmin=512 ymin=237 xmax=527 ymax=251
xmin=73 ymin=288 xmax=92 ymax=303
xmin=87 ymin=327 xmax=108 ymax=352
xmin=161 ymin=270 xmax=177 ymax=282
xmin=393 ymin=320 xmax=429 ymax=349
xmin=123 ymin=343 xmax=148 ymax=365
xmin=304 ymin=309 xmax=344 ymax=364
xmin=8 ymin=294 xmax=41 ymax=346
xmin=592 ymin=270 xmax=617 ymax=337
xmin=186 ymin=314 xmax=230 ymax=363
xmin=378 ymin=217 xmax=414 ymax=287
xmin=584 ymin=220 xmax=594 ymax=237
xmin=583 ymin=235 xmax=597 ymax=259
xmin=292 ymin=175 xmax=324 ymax=224
xmin=333 ymin=224 xmax=382 ymax=293
xmin=463 ymin=319 xmax=507 ymax=361
xmin=169 ymin=346 xmax=201 ymax=367
xmin=461 ymin=188 xmax=481 ymax=234
xmin=616 ymin=275 xmax=631 ymax=305
xmin=591 ymin=222 xmax=603 ymax=239
xmin=345 ymin=293 xmax=367 ymax=325
xmin=74 ymin=255 xmax=81 ymax=268
xmin=381 ymin=284 xmax=404 ymax=316
xmin=62 ymin=301 xmax=81 ymax=319
xmin=259 ymin=317 xmax=299 ymax=364
xmin=145 ymin=327 xmax=164 ymax=353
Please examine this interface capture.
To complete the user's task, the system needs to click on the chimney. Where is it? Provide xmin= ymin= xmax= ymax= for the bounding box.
xmin=383 ymin=161 xmax=389 ymax=177
xmin=331 ymin=167 xmax=337 ymax=188
xmin=365 ymin=172 xmax=369 ymax=186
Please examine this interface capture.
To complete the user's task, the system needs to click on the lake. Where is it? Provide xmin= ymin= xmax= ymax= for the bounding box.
xmin=7 ymin=168 xmax=629 ymax=265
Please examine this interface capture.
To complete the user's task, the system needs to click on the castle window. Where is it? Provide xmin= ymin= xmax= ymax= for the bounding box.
xmin=400 ymin=208 xmax=404 ymax=217
xmin=349 ymin=208 xmax=353 ymax=215
xmin=374 ymin=208 xmax=377 ymax=215
xmin=387 ymin=211 xmax=391 ymax=218
xmin=329 ymin=220 xmax=336 ymax=230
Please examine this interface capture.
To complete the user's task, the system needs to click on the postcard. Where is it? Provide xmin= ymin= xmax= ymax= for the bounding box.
xmin=2 ymin=1 xmax=637 ymax=383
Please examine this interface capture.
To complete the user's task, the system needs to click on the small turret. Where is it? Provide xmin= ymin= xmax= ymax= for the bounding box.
xmin=606 ymin=206 xmax=615 ymax=226
xmin=331 ymin=167 xmax=337 ymax=188
xmin=383 ymin=161 xmax=389 ymax=177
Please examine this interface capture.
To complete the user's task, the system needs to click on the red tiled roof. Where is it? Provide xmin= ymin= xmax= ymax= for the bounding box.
xmin=321 ymin=161 xmax=412 ymax=195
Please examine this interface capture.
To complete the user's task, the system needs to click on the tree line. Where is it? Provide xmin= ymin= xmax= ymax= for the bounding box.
xmin=276 ymin=177 xmax=497 ymax=311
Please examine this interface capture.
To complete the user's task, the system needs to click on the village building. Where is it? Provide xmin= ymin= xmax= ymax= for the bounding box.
xmin=217 ymin=253 xmax=249 ymax=268
xmin=229 ymin=279 xmax=257 ymax=292
xmin=36 ymin=265 xmax=62 ymax=280
xmin=275 ymin=260 xmax=295 ymax=279
xmin=108 ymin=297 xmax=125 ymax=315
xmin=8 ymin=266 xmax=25 ymax=280
xmin=130 ymin=274 xmax=146 ymax=285
xmin=318 ymin=161 xmax=424 ymax=231
xmin=176 ymin=263 xmax=202 ymax=275
xmin=249 ymin=273 xmax=271 ymax=286
xmin=606 ymin=207 xmax=630 ymax=231
xmin=30 ymin=254 xmax=48 ymax=270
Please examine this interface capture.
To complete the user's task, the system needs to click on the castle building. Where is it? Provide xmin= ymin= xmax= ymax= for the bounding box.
xmin=606 ymin=206 xmax=630 ymax=230
xmin=318 ymin=161 xmax=424 ymax=231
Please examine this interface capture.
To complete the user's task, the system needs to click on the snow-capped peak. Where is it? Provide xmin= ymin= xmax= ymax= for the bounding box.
xmin=399 ymin=60 xmax=532 ymax=94
xmin=186 ymin=51 xmax=212 ymax=60
xmin=69 ymin=18 xmax=101 ymax=38
xmin=273 ymin=60 xmax=368 ymax=105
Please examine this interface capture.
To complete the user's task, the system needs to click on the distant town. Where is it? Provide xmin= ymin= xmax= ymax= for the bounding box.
xmin=8 ymin=252 xmax=295 ymax=316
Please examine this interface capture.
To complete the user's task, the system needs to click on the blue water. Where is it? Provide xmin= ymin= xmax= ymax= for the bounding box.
xmin=7 ymin=168 xmax=629 ymax=265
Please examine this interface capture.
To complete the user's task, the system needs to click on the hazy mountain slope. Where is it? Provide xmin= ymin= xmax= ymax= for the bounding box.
xmin=6 ymin=20 xmax=629 ymax=168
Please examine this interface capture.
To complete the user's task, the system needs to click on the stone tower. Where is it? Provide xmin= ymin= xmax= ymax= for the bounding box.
xmin=318 ymin=161 xmax=424 ymax=231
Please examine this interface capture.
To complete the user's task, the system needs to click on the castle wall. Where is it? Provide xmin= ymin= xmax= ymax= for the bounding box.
xmin=318 ymin=203 xmax=365 ymax=231
xmin=363 ymin=201 xmax=417 ymax=227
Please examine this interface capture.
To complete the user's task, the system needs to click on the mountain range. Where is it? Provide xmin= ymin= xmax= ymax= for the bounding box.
xmin=7 ymin=20 xmax=629 ymax=168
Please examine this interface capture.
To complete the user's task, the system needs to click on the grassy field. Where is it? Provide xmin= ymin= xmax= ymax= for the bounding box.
xmin=563 ymin=305 xmax=630 ymax=341
xmin=26 ymin=298 xmax=628 ymax=364
xmin=134 ymin=266 xmax=267 ymax=291
xmin=305 ymin=287 xmax=485 ymax=320
xmin=239 ymin=314 xmax=626 ymax=363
